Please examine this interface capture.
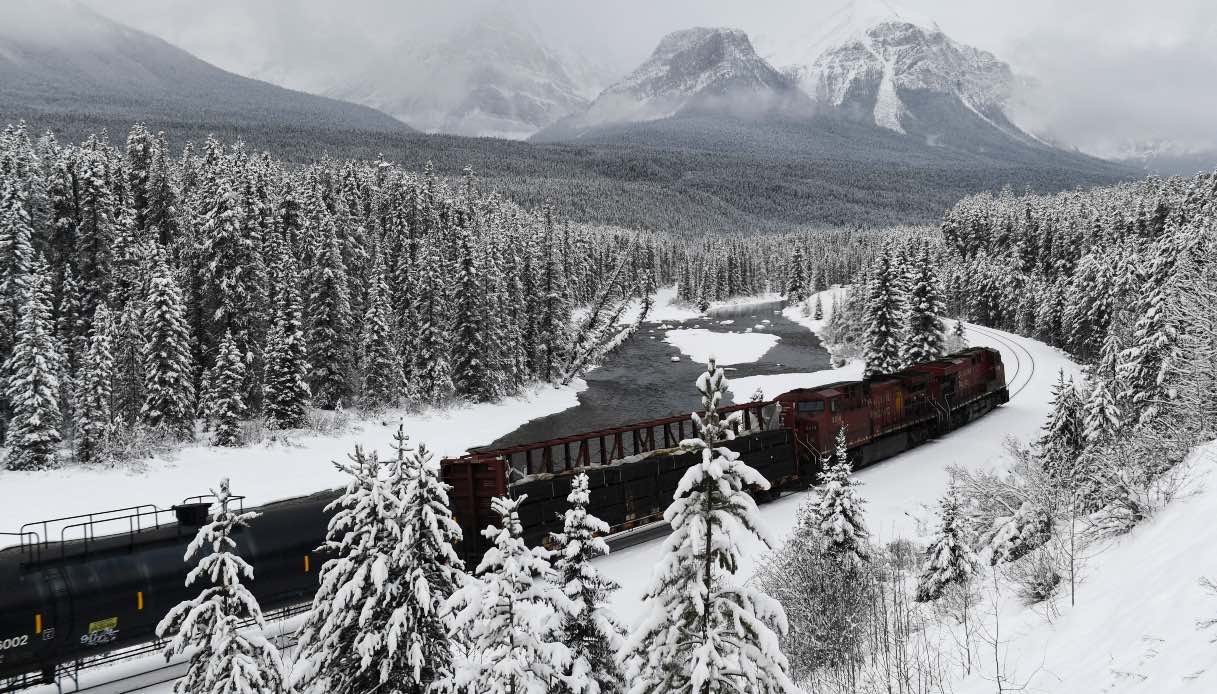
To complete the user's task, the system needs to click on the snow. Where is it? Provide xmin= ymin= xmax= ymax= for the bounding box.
xmin=0 ymin=380 xmax=587 ymax=546
xmin=664 ymin=328 xmax=779 ymax=366
xmin=950 ymin=443 xmax=1217 ymax=694
xmin=603 ymin=318 xmax=1084 ymax=628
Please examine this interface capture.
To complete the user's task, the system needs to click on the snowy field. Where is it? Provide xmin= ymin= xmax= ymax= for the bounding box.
xmin=663 ymin=327 xmax=779 ymax=365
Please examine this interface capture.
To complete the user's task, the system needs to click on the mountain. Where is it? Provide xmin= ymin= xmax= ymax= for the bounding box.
xmin=0 ymin=0 xmax=409 ymax=143
xmin=535 ymin=27 xmax=811 ymax=140
xmin=793 ymin=19 xmax=1040 ymax=150
xmin=328 ymin=9 xmax=603 ymax=140
xmin=1107 ymin=140 xmax=1217 ymax=176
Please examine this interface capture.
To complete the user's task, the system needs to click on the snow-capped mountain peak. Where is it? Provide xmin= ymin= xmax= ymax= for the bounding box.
xmin=785 ymin=15 xmax=1033 ymax=146
xmin=537 ymin=26 xmax=810 ymax=138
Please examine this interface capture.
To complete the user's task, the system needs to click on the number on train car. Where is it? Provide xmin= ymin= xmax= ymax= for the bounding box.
xmin=0 ymin=634 xmax=30 ymax=650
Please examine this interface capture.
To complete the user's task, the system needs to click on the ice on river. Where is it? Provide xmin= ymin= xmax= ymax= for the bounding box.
xmin=663 ymin=328 xmax=779 ymax=366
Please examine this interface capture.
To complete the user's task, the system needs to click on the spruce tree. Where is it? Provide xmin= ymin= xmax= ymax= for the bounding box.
xmin=304 ymin=224 xmax=353 ymax=409
xmin=4 ymin=279 xmax=62 ymax=470
xmin=901 ymin=242 xmax=946 ymax=366
xmin=156 ymin=479 xmax=289 ymax=694
xmin=813 ymin=427 xmax=870 ymax=566
xmin=411 ymin=235 xmax=454 ymax=404
xmin=263 ymin=232 xmax=310 ymax=429
xmin=550 ymin=473 xmax=626 ymax=694
xmin=141 ymin=265 xmax=195 ymax=437
xmin=357 ymin=247 xmax=403 ymax=409
xmin=294 ymin=432 xmax=462 ymax=694
xmin=0 ymin=177 xmax=33 ymax=363
xmin=448 ymin=494 xmax=574 ymax=693
xmin=75 ymin=304 xmax=115 ymax=463
xmin=1038 ymin=371 xmax=1086 ymax=478
xmin=620 ymin=358 xmax=794 ymax=693
xmin=207 ymin=330 xmax=245 ymax=447
xmin=862 ymin=247 xmax=904 ymax=377
xmin=1082 ymin=377 xmax=1122 ymax=444
xmin=452 ymin=214 xmax=489 ymax=400
xmin=915 ymin=483 xmax=978 ymax=602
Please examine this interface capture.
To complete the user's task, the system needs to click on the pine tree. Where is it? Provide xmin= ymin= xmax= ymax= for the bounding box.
xmin=1038 ymin=371 xmax=1085 ymax=478
xmin=1082 ymin=377 xmax=1122 ymax=444
xmin=863 ymin=247 xmax=904 ymax=377
xmin=141 ymin=265 xmax=195 ymax=437
xmin=813 ymin=427 xmax=870 ymax=566
xmin=901 ymin=243 xmax=946 ymax=366
xmin=812 ymin=294 xmax=823 ymax=320
xmin=304 ymin=224 xmax=352 ymax=409
xmin=357 ymin=248 xmax=403 ymax=408
xmin=4 ymin=278 xmax=61 ymax=470
xmin=452 ymin=213 xmax=489 ymax=400
xmin=207 ymin=331 xmax=245 ymax=447
xmin=75 ymin=304 xmax=114 ymax=463
xmin=620 ymin=358 xmax=795 ymax=694
xmin=294 ymin=432 xmax=462 ymax=694
xmin=448 ymin=494 xmax=574 ymax=694
xmin=550 ymin=473 xmax=626 ymax=694
xmin=0 ymin=177 xmax=33 ymax=364
xmin=411 ymin=234 xmax=454 ymax=404
xmin=156 ymin=479 xmax=290 ymax=694
xmin=952 ymin=318 xmax=967 ymax=346
xmin=915 ymin=483 xmax=978 ymax=602
xmin=264 ymin=235 xmax=310 ymax=429
xmin=785 ymin=246 xmax=806 ymax=301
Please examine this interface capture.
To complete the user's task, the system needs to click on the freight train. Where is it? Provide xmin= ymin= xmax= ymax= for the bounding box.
xmin=0 ymin=347 xmax=1007 ymax=689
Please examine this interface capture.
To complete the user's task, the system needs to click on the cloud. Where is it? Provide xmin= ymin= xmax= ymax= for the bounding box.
xmin=72 ymin=0 xmax=1217 ymax=156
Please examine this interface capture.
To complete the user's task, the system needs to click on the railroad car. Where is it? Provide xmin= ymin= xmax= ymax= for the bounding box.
xmin=0 ymin=347 xmax=1006 ymax=690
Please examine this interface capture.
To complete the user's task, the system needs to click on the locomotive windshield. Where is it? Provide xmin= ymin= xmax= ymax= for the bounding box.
xmin=796 ymin=401 xmax=825 ymax=413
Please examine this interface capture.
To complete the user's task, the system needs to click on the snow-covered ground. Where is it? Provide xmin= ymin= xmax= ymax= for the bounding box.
xmin=949 ymin=442 xmax=1217 ymax=694
xmin=0 ymin=381 xmax=587 ymax=545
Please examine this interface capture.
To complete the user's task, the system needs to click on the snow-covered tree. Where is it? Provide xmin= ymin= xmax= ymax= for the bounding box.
xmin=914 ymin=483 xmax=978 ymax=602
xmin=619 ymin=358 xmax=795 ymax=694
xmin=1082 ymin=376 xmax=1122 ymax=444
xmin=550 ymin=473 xmax=626 ymax=694
xmin=75 ymin=304 xmax=114 ymax=463
xmin=4 ymin=278 xmax=62 ymax=470
xmin=156 ymin=478 xmax=290 ymax=694
xmin=141 ymin=265 xmax=195 ymax=437
xmin=1038 ymin=371 xmax=1086 ymax=478
xmin=294 ymin=432 xmax=462 ymax=694
xmin=263 ymin=240 xmax=310 ymax=430
xmin=812 ymin=294 xmax=823 ymax=320
xmin=207 ymin=330 xmax=245 ymax=447
xmin=448 ymin=494 xmax=574 ymax=694
xmin=812 ymin=427 xmax=870 ymax=566
xmin=862 ymin=247 xmax=904 ymax=377
xmin=304 ymin=223 xmax=352 ymax=409
xmin=901 ymin=242 xmax=946 ymax=366
xmin=357 ymin=248 xmax=403 ymax=408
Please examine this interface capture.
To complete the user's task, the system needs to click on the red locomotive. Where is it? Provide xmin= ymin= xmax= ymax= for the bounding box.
xmin=442 ymin=346 xmax=1008 ymax=563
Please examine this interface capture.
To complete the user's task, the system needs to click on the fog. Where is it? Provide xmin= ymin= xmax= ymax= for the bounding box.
xmin=77 ymin=0 xmax=1217 ymax=156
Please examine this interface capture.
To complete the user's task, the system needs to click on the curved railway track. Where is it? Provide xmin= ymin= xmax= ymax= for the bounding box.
xmin=966 ymin=324 xmax=1037 ymax=399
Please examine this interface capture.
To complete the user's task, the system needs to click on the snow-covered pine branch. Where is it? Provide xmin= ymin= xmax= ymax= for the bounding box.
xmin=156 ymin=478 xmax=289 ymax=694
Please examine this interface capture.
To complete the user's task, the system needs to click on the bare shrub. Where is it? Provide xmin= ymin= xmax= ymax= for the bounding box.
xmin=1001 ymin=547 xmax=1061 ymax=605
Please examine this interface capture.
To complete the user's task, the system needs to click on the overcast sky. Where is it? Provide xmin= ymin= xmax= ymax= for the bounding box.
xmin=82 ymin=0 xmax=1217 ymax=156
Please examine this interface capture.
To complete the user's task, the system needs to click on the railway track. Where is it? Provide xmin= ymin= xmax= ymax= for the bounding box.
xmin=965 ymin=323 xmax=1036 ymax=398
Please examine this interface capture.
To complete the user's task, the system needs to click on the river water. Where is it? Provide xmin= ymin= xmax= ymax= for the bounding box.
xmin=481 ymin=300 xmax=833 ymax=450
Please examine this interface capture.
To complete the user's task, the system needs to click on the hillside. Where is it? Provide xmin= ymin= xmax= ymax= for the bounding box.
xmin=0 ymin=0 xmax=410 ymax=143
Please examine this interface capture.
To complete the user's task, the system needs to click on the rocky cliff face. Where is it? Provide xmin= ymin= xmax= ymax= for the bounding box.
xmin=800 ymin=20 xmax=1038 ymax=146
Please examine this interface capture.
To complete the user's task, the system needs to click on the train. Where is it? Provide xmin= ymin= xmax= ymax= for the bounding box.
xmin=0 ymin=347 xmax=1007 ymax=689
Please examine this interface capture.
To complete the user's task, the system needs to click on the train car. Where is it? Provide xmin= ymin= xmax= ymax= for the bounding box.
xmin=0 ymin=347 xmax=1007 ymax=689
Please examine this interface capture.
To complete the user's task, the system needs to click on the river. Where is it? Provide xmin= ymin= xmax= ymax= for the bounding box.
xmin=481 ymin=300 xmax=833 ymax=450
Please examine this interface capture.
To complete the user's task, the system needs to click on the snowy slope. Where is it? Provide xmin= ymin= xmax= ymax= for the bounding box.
xmin=948 ymin=442 xmax=1217 ymax=693
xmin=602 ymin=297 xmax=1083 ymax=626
